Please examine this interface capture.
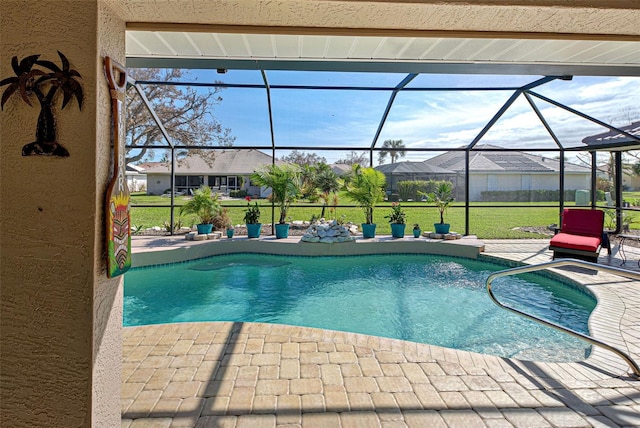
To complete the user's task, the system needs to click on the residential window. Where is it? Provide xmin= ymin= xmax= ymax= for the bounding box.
xmin=188 ymin=176 xmax=204 ymax=188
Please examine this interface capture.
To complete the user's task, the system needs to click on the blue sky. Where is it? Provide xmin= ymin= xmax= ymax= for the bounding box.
xmin=168 ymin=70 xmax=640 ymax=164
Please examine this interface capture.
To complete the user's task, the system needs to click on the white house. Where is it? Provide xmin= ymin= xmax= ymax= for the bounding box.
xmin=139 ymin=149 xmax=275 ymax=196
xmin=423 ymin=145 xmax=592 ymax=201
xmin=125 ymin=163 xmax=147 ymax=192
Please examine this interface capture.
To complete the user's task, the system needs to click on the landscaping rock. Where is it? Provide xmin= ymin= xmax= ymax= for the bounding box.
xmin=301 ymin=219 xmax=356 ymax=243
xmin=427 ymin=232 xmax=461 ymax=240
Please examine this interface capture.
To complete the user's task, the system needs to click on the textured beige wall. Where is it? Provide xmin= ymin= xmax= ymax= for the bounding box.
xmin=0 ymin=1 xmax=124 ymax=426
xmin=93 ymin=3 xmax=127 ymax=427
xmin=110 ymin=0 xmax=640 ymax=37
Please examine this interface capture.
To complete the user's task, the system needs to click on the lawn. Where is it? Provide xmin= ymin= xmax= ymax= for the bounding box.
xmin=130 ymin=193 xmax=576 ymax=239
xmin=130 ymin=192 xmax=640 ymax=238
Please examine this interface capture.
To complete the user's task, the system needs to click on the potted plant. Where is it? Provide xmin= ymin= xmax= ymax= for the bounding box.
xmin=423 ymin=181 xmax=454 ymax=234
xmin=243 ymin=196 xmax=262 ymax=238
xmin=342 ymin=165 xmax=386 ymax=238
xmin=225 ymin=224 xmax=234 ymax=238
xmin=385 ymin=202 xmax=406 ymax=238
xmin=179 ymin=185 xmax=220 ymax=234
xmin=413 ymin=223 xmax=421 ymax=238
xmin=250 ymin=163 xmax=302 ymax=239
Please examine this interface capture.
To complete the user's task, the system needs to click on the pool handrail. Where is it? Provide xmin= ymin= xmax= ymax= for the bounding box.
xmin=485 ymin=258 xmax=640 ymax=378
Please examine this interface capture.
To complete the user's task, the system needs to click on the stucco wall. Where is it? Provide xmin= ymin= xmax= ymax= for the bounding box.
xmin=565 ymin=174 xmax=592 ymax=193
xmin=107 ymin=0 xmax=640 ymax=37
xmin=0 ymin=1 xmax=124 ymax=426
xmin=148 ymin=174 xmax=172 ymax=195
xmin=93 ymin=4 xmax=126 ymax=427
xmin=469 ymin=173 xmax=591 ymax=200
xmin=127 ymin=174 xmax=148 ymax=192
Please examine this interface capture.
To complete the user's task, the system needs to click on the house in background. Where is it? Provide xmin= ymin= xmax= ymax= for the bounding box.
xmin=582 ymin=121 xmax=640 ymax=191
xmin=375 ymin=161 xmax=456 ymax=196
xmin=423 ymin=144 xmax=592 ymax=201
xmin=374 ymin=145 xmax=592 ymax=201
xmin=125 ymin=163 xmax=147 ymax=192
xmin=330 ymin=163 xmax=353 ymax=176
xmin=139 ymin=149 xmax=274 ymax=196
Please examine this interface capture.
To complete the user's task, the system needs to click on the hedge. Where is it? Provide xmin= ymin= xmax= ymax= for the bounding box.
xmin=479 ymin=189 xmax=605 ymax=202
xmin=397 ymin=180 xmax=452 ymax=201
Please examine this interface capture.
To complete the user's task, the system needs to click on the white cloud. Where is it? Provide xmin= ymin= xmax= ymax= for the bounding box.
xmin=218 ymin=73 xmax=639 ymax=161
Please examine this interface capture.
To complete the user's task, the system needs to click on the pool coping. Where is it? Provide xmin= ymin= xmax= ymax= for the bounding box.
xmin=131 ymin=234 xmax=486 ymax=267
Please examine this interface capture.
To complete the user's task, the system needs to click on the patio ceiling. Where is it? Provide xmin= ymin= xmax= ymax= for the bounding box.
xmin=126 ymin=30 xmax=640 ymax=76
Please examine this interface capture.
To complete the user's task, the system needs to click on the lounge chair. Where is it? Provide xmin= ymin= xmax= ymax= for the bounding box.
xmin=549 ymin=208 xmax=610 ymax=263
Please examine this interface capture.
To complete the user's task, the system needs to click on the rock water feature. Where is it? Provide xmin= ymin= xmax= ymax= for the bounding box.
xmin=301 ymin=219 xmax=357 ymax=243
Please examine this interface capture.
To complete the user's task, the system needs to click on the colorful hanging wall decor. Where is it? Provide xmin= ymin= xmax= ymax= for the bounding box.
xmin=104 ymin=57 xmax=131 ymax=278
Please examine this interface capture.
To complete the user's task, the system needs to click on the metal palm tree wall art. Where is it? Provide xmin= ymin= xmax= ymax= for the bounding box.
xmin=0 ymin=51 xmax=83 ymax=156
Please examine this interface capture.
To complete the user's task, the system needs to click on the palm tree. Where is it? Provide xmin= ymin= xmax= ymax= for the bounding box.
xmin=251 ymin=163 xmax=302 ymax=224
xmin=378 ymin=139 xmax=406 ymax=164
xmin=299 ymin=164 xmax=319 ymax=201
xmin=424 ymin=181 xmax=455 ymax=225
xmin=179 ymin=185 xmax=221 ymax=226
xmin=342 ymin=165 xmax=386 ymax=224
xmin=0 ymin=51 xmax=83 ymax=156
xmin=313 ymin=166 xmax=341 ymax=218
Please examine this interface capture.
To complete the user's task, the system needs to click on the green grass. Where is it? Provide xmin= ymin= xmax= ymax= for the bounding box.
xmin=130 ymin=193 xmax=640 ymax=238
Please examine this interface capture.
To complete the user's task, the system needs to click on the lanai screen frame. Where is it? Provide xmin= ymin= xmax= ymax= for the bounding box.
xmin=125 ymin=68 xmax=640 ymax=236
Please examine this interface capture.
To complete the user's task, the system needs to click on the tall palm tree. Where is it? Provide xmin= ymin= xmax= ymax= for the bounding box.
xmin=378 ymin=139 xmax=406 ymax=164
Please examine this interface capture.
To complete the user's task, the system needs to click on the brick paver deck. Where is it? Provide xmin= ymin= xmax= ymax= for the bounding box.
xmin=123 ymin=238 xmax=640 ymax=427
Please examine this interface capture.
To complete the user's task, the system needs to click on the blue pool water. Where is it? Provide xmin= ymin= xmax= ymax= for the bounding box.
xmin=124 ymin=254 xmax=596 ymax=362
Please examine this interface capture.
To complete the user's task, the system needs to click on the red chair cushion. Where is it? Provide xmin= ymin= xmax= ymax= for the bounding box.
xmin=561 ymin=209 xmax=604 ymax=238
xmin=550 ymin=232 xmax=602 ymax=252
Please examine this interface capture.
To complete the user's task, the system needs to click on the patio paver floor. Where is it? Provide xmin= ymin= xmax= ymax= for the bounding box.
xmin=122 ymin=238 xmax=640 ymax=427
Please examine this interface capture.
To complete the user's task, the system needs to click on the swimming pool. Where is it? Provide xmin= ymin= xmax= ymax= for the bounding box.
xmin=124 ymin=253 xmax=596 ymax=362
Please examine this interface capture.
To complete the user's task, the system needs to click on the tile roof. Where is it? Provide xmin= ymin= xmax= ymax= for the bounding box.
xmin=424 ymin=144 xmax=590 ymax=173
xmin=375 ymin=161 xmax=452 ymax=174
xmin=136 ymin=149 xmax=274 ymax=175
xmin=582 ymin=121 xmax=640 ymax=151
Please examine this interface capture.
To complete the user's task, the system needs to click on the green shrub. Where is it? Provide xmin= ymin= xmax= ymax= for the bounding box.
xmin=397 ymin=179 xmax=450 ymax=201
xmin=229 ymin=189 xmax=247 ymax=198
xmin=480 ymin=189 xmax=581 ymax=202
